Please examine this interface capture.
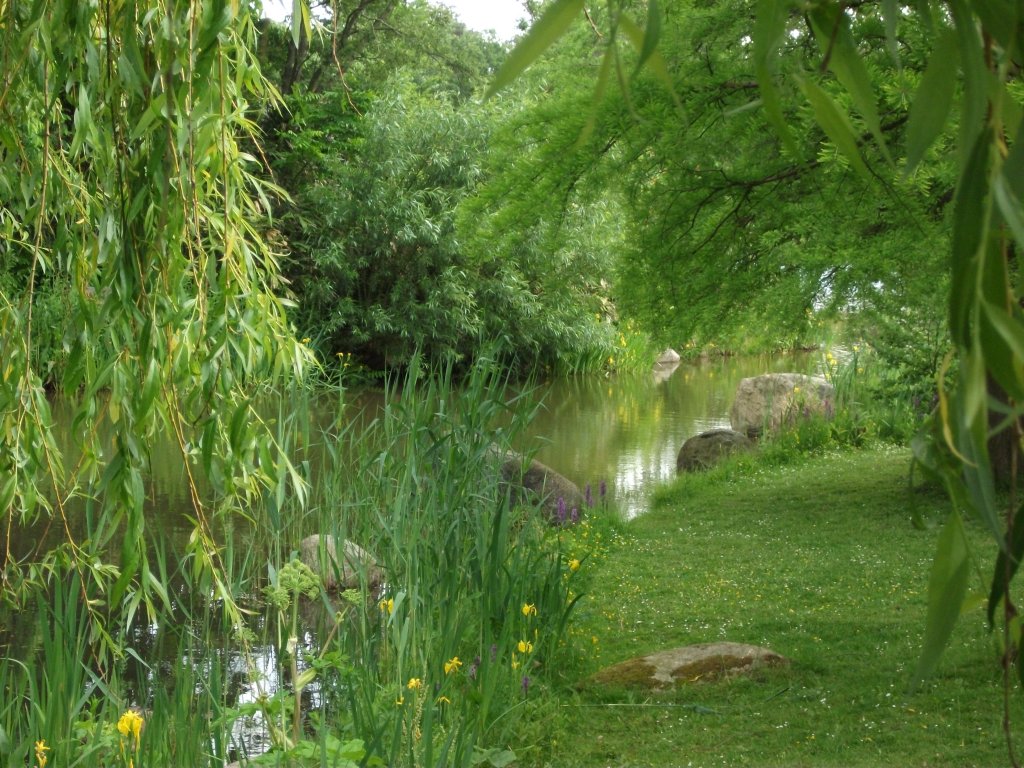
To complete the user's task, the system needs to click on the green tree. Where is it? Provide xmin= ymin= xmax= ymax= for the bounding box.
xmin=256 ymin=2 xmax=624 ymax=374
xmin=484 ymin=0 xmax=953 ymax=358
xmin=282 ymin=77 xmax=490 ymax=367
xmin=0 ymin=0 xmax=308 ymax=635
xmin=493 ymin=0 xmax=1024 ymax=746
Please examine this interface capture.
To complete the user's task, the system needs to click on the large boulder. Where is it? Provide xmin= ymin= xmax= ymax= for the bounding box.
xmin=298 ymin=534 xmax=383 ymax=591
xmin=676 ymin=428 xmax=755 ymax=473
xmin=730 ymin=373 xmax=835 ymax=438
xmin=655 ymin=348 xmax=682 ymax=365
xmin=498 ymin=451 xmax=586 ymax=524
xmin=584 ymin=642 xmax=789 ymax=691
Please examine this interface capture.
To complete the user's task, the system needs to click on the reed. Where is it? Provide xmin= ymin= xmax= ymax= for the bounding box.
xmin=1 ymin=357 xmax=613 ymax=767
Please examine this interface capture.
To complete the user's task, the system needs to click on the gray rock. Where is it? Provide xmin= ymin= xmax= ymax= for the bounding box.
xmin=729 ymin=373 xmax=835 ymax=438
xmin=498 ymin=451 xmax=585 ymax=524
xmin=655 ymin=348 xmax=682 ymax=365
xmin=298 ymin=534 xmax=383 ymax=591
xmin=584 ymin=642 xmax=789 ymax=690
xmin=676 ymin=428 xmax=755 ymax=473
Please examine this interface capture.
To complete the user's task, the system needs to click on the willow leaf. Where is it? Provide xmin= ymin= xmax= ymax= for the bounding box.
xmin=634 ymin=0 xmax=662 ymax=75
xmin=979 ymin=300 xmax=1024 ymax=400
xmin=904 ymin=29 xmax=958 ymax=175
xmin=1006 ymin=114 xmax=1024 ymax=199
xmin=486 ymin=0 xmax=584 ymax=98
xmin=950 ymin=129 xmax=992 ymax=345
xmin=913 ymin=510 xmax=970 ymax=686
xmin=576 ymin=44 xmax=615 ymax=149
xmin=882 ymin=0 xmax=902 ymax=68
xmin=619 ymin=14 xmax=682 ymax=111
xmin=994 ymin=173 xmax=1024 ymax=251
xmin=809 ymin=5 xmax=891 ymax=163
xmin=799 ymin=76 xmax=871 ymax=180
xmin=988 ymin=502 xmax=1024 ymax=627
xmin=753 ymin=0 xmax=796 ymax=154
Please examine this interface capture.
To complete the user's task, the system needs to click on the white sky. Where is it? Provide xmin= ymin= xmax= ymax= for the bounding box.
xmin=433 ymin=0 xmax=525 ymax=41
xmin=262 ymin=1 xmax=526 ymax=42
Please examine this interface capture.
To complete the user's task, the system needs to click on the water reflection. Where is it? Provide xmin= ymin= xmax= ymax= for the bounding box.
xmin=516 ymin=353 xmax=814 ymax=518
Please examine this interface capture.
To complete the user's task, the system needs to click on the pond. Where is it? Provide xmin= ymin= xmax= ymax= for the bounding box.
xmin=515 ymin=352 xmax=816 ymax=518
xmin=35 ymin=351 xmax=817 ymax=541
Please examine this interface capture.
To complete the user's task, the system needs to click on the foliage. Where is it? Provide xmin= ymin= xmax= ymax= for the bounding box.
xmin=287 ymin=359 xmax=611 ymax=761
xmin=269 ymin=69 xmax=628 ymax=375
xmin=0 ymin=359 xmax=616 ymax=767
xmin=278 ymin=79 xmax=490 ymax=368
xmin=490 ymin=0 xmax=1024 ymax=735
xmin=482 ymin=0 xmax=952 ymax=358
xmin=0 ymin=0 xmax=313 ymax=649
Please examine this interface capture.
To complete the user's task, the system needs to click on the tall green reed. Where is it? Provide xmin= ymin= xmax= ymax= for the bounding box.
xmin=253 ymin=355 xmax=590 ymax=766
xmin=1 ymin=355 xmax=603 ymax=767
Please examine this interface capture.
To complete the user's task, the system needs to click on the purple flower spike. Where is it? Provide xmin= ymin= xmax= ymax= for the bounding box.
xmin=599 ymin=479 xmax=607 ymax=500
xmin=570 ymin=507 xmax=579 ymax=524
xmin=556 ymin=496 xmax=567 ymax=523
xmin=521 ymin=675 xmax=531 ymax=695
xmin=585 ymin=483 xmax=593 ymax=508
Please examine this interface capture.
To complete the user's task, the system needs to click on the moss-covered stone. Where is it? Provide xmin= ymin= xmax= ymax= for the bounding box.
xmin=582 ymin=642 xmax=789 ymax=691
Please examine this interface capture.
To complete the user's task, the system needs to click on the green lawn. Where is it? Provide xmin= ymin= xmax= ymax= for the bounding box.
xmin=522 ymin=446 xmax=1022 ymax=767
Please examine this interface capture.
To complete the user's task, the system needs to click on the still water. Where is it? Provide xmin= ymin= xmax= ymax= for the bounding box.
xmin=515 ymin=352 xmax=814 ymax=517
xmin=40 ymin=352 xmax=818 ymax=538
xmin=110 ymin=352 xmax=815 ymax=528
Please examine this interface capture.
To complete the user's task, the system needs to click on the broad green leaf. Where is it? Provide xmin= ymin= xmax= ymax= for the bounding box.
xmin=913 ymin=510 xmax=970 ymax=686
xmin=955 ymin=354 xmax=1003 ymax=546
xmin=950 ymin=0 xmax=989 ymax=158
xmin=229 ymin=399 xmax=250 ymax=451
xmin=136 ymin=356 xmax=162 ymax=423
xmin=911 ymin=0 xmax=936 ymax=31
xmin=130 ymin=92 xmax=167 ymax=142
xmin=634 ymin=0 xmax=662 ymax=75
xmin=71 ymin=84 xmax=93 ymax=157
xmin=979 ymin=232 xmax=1010 ymax=309
xmin=808 ymin=4 xmax=891 ymax=164
xmin=970 ymin=0 xmax=1019 ymax=52
xmin=881 ymin=0 xmax=903 ymax=69
xmin=486 ymin=0 xmax=584 ymax=98
xmin=979 ymin=300 xmax=1024 ymax=400
xmin=987 ymin=502 xmax=1024 ymax=627
xmin=960 ymin=591 xmax=987 ymax=615
xmin=1017 ymin=618 xmax=1024 ymax=688
xmin=799 ymin=76 xmax=871 ymax=180
xmin=197 ymin=0 xmax=232 ymax=55
xmin=904 ymin=29 xmax=958 ymax=175
xmin=994 ymin=173 xmax=1024 ymax=252
xmin=1005 ymin=113 xmax=1024 ymax=199
xmin=291 ymin=0 xmax=310 ymax=50
xmin=575 ymin=44 xmax=615 ymax=149
xmin=949 ymin=128 xmax=992 ymax=345
xmin=1002 ymin=84 xmax=1023 ymax=146
xmin=753 ymin=0 xmax=797 ymax=154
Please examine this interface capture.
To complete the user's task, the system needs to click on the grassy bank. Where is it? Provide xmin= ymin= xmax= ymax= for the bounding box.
xmin=521 ymin=446 xmax=1020 ymax=767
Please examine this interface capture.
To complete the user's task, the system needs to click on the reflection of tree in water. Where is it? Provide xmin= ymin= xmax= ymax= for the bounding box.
xmin=518 ymin=352 xmax=814 ymax=517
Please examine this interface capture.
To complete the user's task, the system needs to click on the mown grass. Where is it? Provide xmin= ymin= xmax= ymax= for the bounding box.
xmin=518 ymin=446 xmax=1022 ymax=767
